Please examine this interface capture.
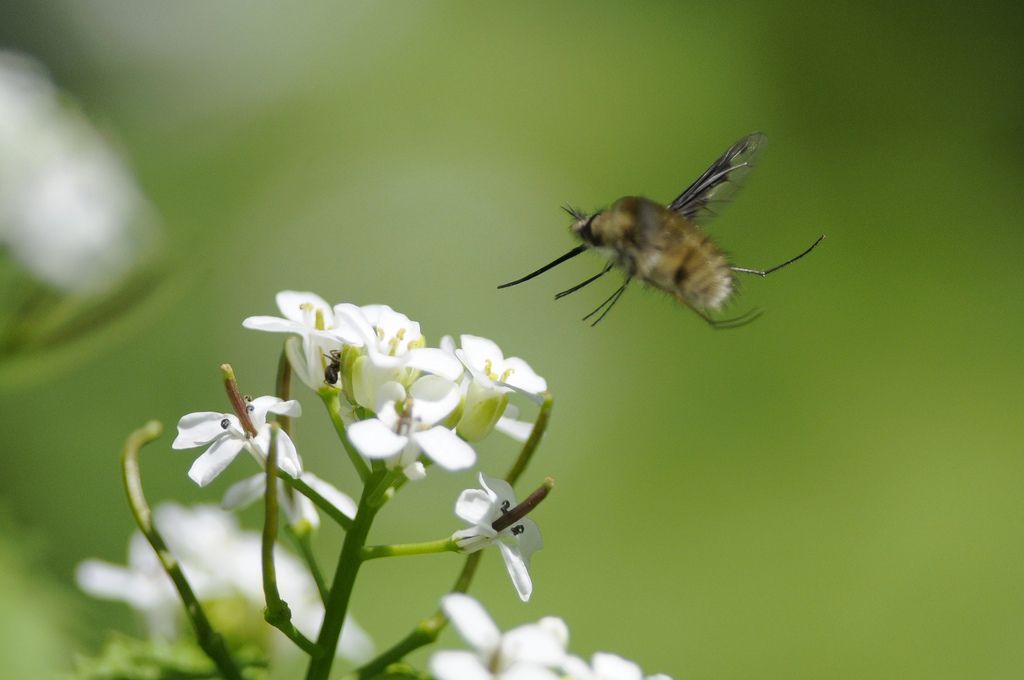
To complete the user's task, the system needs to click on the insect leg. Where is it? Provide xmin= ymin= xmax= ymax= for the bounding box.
xmin=582 ymin=278 xmax=630 ymax=326
xmin=554 ymin=263 xmax=614 ymax=300
xmin=730 ymin=234 xmax=825 ymax=277
xmin=688 ymin=304 xmax=763 ymax=330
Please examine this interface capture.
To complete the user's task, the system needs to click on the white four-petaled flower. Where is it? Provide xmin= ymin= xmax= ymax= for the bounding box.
xmin=242 ymin=291 xmax=362 ymax=389
xmin=334 ymin=303 xmax=463 ymax=410
xmin=347 ymin=375 xmax=475 ymax=479
xmin=430 ymin=593 xmax=567 ymax=680
xmin=172 ymin=395 xmax=302 ymax=486
xmin=562 ymin=653 xmax=673 ymax=680
xmin=453 ymin=473 xmax=542 ymax=601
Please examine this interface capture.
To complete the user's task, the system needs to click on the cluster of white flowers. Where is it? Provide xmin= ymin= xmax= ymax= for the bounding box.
xmin=431 ymin=594 xmax=671 ymax=680
xmin=75 ymin=503 xmax=372 ymax=662
xmin=170 ymin=291 xmax=548 ymax=601
xmin=0 ymin=51 xmax=155 ymax=292
xmin=243 ymin=291 xmax=546 ymax=464
xmin=77 ymin=291 xmax=673 ymax=677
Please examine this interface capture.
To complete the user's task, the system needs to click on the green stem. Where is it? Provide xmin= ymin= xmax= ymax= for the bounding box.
xmin=281 ymin=475 xmax=354 ymax=531
xmin=361 ymin=538 xmax=458 ymax=562
xmin=505 ymin=391 xmax=552 ymax=486
xmin=319 ymin=387 xmax=371 ymax=482
xmin=305 ymin=472 xmax=385 ymax=680
xmin=288 ymin=528 xmax=329 ymax=605
xmin=262 ymin=426 xmax=321 ymax=658
xmin=121 ymin=421 xmax=244 ymax=680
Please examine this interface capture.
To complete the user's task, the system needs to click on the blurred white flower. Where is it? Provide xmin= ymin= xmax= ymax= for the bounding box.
xmin=562 ymin=653 xmax=672 ymax=680
xmin=334 ymin=303 xmax=463 ymax=410
xmin=221 ymin=470 xmax=356 ymax=532
xmin=172 ymin=395 xmax=302 ymax=486
xmin=452 ymin=473 xmax=543 ymax=602
xmin=430 ymin=593 xmax=567 ymax=680
xmin=0 ymin=51 xmax=156 ymax=292
xmin=75 ymin=503 xmax=373 ymax=662
xmin=242 ymin=291 xmax=362 ymax=389
xmin=347 ymin=375 xmax=475 ymax=479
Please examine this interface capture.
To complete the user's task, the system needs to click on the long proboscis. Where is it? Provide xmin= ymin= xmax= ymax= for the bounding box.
xmin=497 ymin=245 xmax=587 ymax=289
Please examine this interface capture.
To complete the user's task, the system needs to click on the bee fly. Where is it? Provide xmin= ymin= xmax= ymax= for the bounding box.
xmin=498 ymin=132 xmax=824 ymax=327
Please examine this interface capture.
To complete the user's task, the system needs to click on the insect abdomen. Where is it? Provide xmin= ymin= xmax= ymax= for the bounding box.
xmin=663 ymin=230 xmax=734 ymax=311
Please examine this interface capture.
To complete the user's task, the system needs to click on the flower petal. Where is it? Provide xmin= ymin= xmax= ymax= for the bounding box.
xmin=276 ymin=290 xmax=332 ymax=324
xmin=511 ymin=518 xmax=543 ymax=566
xmin=241 ymin=315 xmax=304 ymax=334
xmin=479 ymin=473 xmax=516 ymax=506
xmin=501 ymin=357 xmax=547 ymax=394
xmin=591 ymin=652 xmax=644 ymax=680
xmin=285 ymin=335 xmax=320 ymax=389
xmin=414 ymin=426 xmax=476 ymax=470
xmin=405 ymin=347 xmax=464 ymax=381
xmin=502 ymin=622 xmax=567 ymax=667
xmin=440 ymin=593 xmax=501 ymax=654
xmin=458 ymin=334 xmax=504 ymax=369
xmin=263 ymin=397 xmax=302 ymax=418
xmin=429 ymin=651 xmax=492 ymax=680
xmin=454 ymin=488 xmax=497 ymax=525
xmin=494 ymin=414 xmax=534 ymax=442
xmin=497 ymin=541 xmax=533 ymax=602
xmin=348 ymin=419 xmax=407 ymax=459
xmin=409 ymin=375 xmax=460 ymax=425
xmin=173 ymin=412 xmax=236 ymax=448
xmin=300 ymin=472 xmax=357 ymax=519
xmin=187 ymin=437 xmax=245 ymax=486
xmin=221 ymin=474 xmax=266 ymax=510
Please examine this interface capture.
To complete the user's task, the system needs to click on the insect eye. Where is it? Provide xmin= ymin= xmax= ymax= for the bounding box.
xmin=579 ymin=213 xmax=598 ymax=244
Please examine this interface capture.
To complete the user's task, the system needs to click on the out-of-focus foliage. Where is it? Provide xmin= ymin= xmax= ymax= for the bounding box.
xmin=0 ymin=2 xmax=1021 ymax=678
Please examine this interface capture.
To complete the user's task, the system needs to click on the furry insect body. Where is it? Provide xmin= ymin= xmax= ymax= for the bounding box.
xmin=574 ymin=196 xmax=734 ymax=312
xmin=498 ymin=132 xmax=824 ymax=327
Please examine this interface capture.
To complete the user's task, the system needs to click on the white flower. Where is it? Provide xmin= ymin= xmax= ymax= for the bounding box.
xmin=221 ymin=471 xmax=357 ymax=531
xmin=562 ymin=653 xmax=672 ymax=680
xmin=75 ymin=503 xmax=373 ymax=662
xmin=172 ymin=395 xmax=302 ymax=486
xmin=334 ymin=303 xmax=463 ymax=410
xmin=0 ymin=51 xmax=156 ymax=292
xmin=456 ymin=334 xmax=546 ymax=395
xmin=347 ymin=375 xmax=474 ymax=479
xmin=430 ymin=593 xmax=567 ymax=680
xmin=453 ymin=473 xmax=543 ymax=602
xmin=242 ymin=291 xmax=362 ymax=389
xmin=446 ymin=334 xmax=545 ymax=442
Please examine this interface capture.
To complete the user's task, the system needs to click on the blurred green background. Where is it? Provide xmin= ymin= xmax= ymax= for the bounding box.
xmin=1 ymin=2 xmax=1023 ymax=678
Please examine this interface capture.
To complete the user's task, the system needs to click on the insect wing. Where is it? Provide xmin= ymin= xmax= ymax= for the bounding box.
xmin=666 ymin=132 xmax=766 ymax=224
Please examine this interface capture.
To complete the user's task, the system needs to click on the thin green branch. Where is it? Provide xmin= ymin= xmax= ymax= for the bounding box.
xmin=361 ymin=538 xmax=458 ymax=562
xmin=505 ymin=391 xmax=553 ymax=486
xmin=261 ymin=425 xmax=321 ymax=658
xmin=281 ymin=475 xmax=354 ymax=531
xmin=287 ymin=527 xmax=329 ymax=605
xmin=319 ymin=387 xmax=371 ymax=482
xmin=305 ymin=472 xmax=385 ymax=680
xmin=121 ymin=421 xmax=244 ymax=680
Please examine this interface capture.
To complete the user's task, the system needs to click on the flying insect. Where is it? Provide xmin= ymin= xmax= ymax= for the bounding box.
xmin=497 ymin=132 xmax=824 ymax=327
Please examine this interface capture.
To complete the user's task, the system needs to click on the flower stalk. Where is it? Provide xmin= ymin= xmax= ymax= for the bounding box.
xmin=261 ymin=425 xmax=321 ymax=657
xmin=121 ymin=420 xmax=244 ymax=680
